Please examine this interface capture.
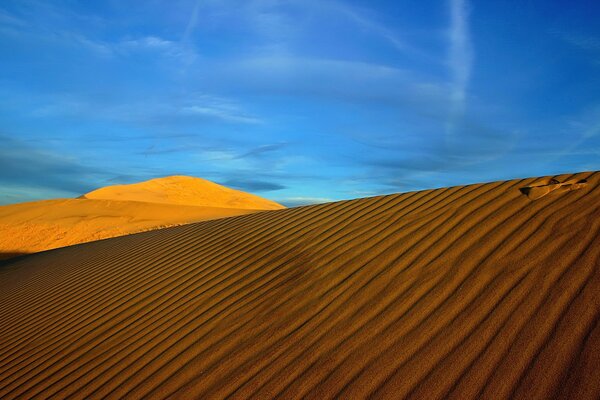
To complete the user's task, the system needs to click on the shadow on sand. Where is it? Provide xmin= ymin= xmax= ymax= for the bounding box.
xmin=0 ymin=252 xmax=30 ymax=264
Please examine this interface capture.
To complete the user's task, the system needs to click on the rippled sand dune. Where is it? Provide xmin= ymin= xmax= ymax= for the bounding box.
xmin=0 ymin=171 xmax=598 ymax=399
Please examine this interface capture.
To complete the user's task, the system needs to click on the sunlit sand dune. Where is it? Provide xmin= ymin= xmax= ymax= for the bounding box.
xmin=83 ymin=175 xmax=284 ymax=210
xmin=0 ymin=171 xmax=598 ymax=399
xmin=0 ymin=199 xmax=260 ymax=259
xmin=0 ymin=176 xmax=283 ymax=259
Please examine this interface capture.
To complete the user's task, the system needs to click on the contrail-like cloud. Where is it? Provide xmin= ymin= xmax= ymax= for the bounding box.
xmin=183 ymin=0 xmax=202 ymax=43
xmin=447 ymin=0 xmax=473 ymax=138
xmin=176 ymin=0 xmax=203 ymax=72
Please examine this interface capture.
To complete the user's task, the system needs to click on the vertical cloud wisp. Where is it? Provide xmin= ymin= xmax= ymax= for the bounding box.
xmin=447 ymin=0 xmax=473 ymax=138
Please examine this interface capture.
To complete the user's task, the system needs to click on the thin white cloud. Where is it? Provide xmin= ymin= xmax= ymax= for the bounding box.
xmin=566 ymin=105 xmax=600 ymax=153
xmin=562 ymin=33 xmax=600 ymax=52
xmin=66 ymin=32 xmax=113 ymax=56
xmin=560 ymin=32 xmax=600 ymax=66
xmin=117 ymin=35 xmax=196 ymax=62
xmin=183 ymin=0 xmax=202 ymax=43
xmin=26 ymin=92 xmax=262 ymax=125
xmin=203 ymin=55 xmax=452 ymax=118
xmin=181 ymin=105 xmax=262 ymax=124
xmin=0 ymin=9 xmax=27 ymax=27
xmin=446 ymin=0 xmax=473 ymax=139
xmin=0 ymin=5 xmax=187 ymax=60
xmin=324 ymin=0 xmax=430 ymax=61
xmin=180 ymin=95 xmax=262 ymax=124
xmin=120 ymin=36 xmax=175 ymax=49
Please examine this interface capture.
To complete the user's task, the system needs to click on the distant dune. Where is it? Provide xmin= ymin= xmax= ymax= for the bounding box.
xmin=0 ymin=176 xmax=283 ymax=259
xmin=0 ymin=171 xmax=598 ymax=399
xmin=83 ymin=175 xmax=284 ymax=210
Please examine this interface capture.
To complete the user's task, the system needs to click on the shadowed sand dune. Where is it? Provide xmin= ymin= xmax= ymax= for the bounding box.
xmin=0 ymin=171 xmax=599 ymax=399
xmin=0 ymin=176 xmax=283 ymax=260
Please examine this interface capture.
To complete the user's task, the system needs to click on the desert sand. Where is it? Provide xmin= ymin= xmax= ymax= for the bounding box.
xmin=83 ymin=175 xmax=283 ymax=210
xmin=0 ymin=171 xmax=598 ymax=399
xmin=0 ymin=176 xmax=283 ymax=259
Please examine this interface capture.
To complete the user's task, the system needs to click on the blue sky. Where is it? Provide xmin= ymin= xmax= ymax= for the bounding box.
xmin=1 ymin=0 xmax=599 ymax=206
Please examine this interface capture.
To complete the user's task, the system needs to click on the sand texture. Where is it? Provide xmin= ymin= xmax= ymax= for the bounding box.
xmin=0 ymin=176 xmax=283 ymax=259
xmin=0 ymin=171 xmax=598 ymax=399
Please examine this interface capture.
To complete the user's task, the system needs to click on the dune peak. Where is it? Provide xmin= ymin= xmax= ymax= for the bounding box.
xmin=82 ymin=175 xmax=284 ymax=210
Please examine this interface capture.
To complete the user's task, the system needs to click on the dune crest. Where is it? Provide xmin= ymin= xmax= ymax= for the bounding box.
xmin=83 ymin=175 xmax=284 ymax=210
xmin=0 ymin=171 xmax=598 ymax=399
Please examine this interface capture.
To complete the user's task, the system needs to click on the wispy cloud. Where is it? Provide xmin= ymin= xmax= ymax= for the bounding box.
xmin=447 ymin=0 xmax=473 ymax=138
xmin=0 ymin=4 xmax=193 ymax=62
xmin=58 ymin=33 xmax=191 ymax=59
xmin=324 ymin=0 xmax=433 ymax=61
xmin=26 ymin=92 xmax=262 ymax=126
xmin=182 ymin=0 xmax=202 ymax=43
xmin=236 ymin=143 xmax=288 ymax=159
xmin=562 ymin=32 xmax=600 ymax=52
xmin=579 ymin=105 xmax=600 ymax=139
xmin=178 ymin=94 xmax=262 ymax=124
xmin=180 ymin=105 xmax=261 ymax=124
xmin=223 ymin=178 xmax=286 ymax=192
xmin=203 ymin=56 xmax=449 ymax=112
xmin=322 ymin=1 xmax=409 ymax=51
xmin=119 ymin=36 xmax=177 ymax=51
xmin=0 ymin=9 xmax=27 ymax=28
xmin=560 ymin=32 xmax=600 ymax=66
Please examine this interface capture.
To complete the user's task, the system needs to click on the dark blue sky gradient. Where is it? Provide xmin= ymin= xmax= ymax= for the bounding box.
xmin=1 ymin=0 xmax=599 ymax=206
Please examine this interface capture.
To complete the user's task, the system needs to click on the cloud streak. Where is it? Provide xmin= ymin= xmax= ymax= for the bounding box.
xmin=223 ymin=179 xmax=286 ymax=192
xmin=236 ymin=143 xmax=288 ymax=159
xmin=183 ymin=0 xmax=202 ymax=43
xmin=562 ymin=32 xmax=600 ymax=52
xmin=24 ymin=91 xmax=262 ymax=126
xmin=180 ymin=104 xmax=261 ymax=124
xmin=447 ymin=0 xmax=473 ymax=139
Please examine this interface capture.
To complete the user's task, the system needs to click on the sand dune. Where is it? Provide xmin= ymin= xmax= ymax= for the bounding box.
xmin=83 ymin=175 xmax=284 ymax=210
xmin=0 ymin=176 xmax=283 ymax=259
xmin=0 ymin=171 xmax=598 ymax=399
xmin=0 ymin=199 xmax=260 ymax=259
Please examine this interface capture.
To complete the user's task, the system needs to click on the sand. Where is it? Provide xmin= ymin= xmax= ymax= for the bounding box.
xmin=0 ymin=171 xmax=598 ymax=399
xmin=83 ymin=175 xmax=284 ymax=210
xmin=0 ymin=176 xmax=283 ymax=259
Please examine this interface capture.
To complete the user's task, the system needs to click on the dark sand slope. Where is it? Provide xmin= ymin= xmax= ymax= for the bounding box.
xmin=1 ymin=171 xmax=599 ymax=399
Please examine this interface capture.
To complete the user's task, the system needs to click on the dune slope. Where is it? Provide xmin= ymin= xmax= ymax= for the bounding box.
xmin=0 ymin=171 xmax=599 ymax=399
xmin=0 ymin=199 xmax=260 ymax=259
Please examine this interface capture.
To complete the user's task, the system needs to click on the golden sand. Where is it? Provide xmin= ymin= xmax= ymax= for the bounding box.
xmin=0 ymin=171 xmax=598 ymax=399
xmin=82 ymin=175 xmax=283 ymax=210
xmin=0 ymin=176 xmax=283 ymax=259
